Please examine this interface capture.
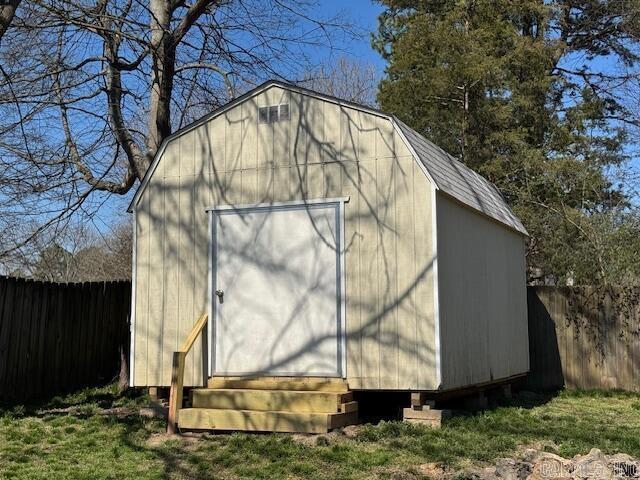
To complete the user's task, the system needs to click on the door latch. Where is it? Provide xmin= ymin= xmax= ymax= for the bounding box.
xmin=215 ymin=289 xmax=224 ymax=304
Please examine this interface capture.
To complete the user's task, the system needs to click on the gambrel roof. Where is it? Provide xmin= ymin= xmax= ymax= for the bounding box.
xmin=128 ymin=80 xmax=527 ymax=236
xmin=394 ymin=119 xmax=528 ymax=235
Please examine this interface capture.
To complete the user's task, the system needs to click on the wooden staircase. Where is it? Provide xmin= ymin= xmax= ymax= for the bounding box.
xmin=167 ymin=314 xmax=358 ymax=434
xmin=178 ymin=377 xmax=358 ymax=433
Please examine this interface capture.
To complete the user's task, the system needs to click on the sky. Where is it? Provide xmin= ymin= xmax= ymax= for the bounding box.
xmin=314 ymin=0 xmax=386 ymax=71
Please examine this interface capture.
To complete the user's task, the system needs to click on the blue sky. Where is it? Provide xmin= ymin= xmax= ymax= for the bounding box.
xmin=314 ymin=0 xmax=386 ymax=72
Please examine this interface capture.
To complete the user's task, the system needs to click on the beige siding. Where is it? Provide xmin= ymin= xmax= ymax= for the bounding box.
xmin=436 ymin=194 xmax=529 ymax=390
xmin=133 ymin=85 xmax=438 ymax=389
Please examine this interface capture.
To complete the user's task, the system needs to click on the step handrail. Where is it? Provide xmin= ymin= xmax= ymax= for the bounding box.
xmin=167 ymin=313 xmax=208 ymax=434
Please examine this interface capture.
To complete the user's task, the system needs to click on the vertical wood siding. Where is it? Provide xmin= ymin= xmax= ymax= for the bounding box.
xmin=134 ymin=86 xmax=437 ymax=389
xmin=436 ymin=194 xmax=529 ymax=390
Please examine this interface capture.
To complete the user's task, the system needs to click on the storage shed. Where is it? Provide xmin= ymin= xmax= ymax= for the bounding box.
xmin=127 ymin=80 xmax=529 ymax=432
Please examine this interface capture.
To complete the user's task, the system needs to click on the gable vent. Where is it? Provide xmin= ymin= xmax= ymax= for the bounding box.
xmin=259 ymin=104 xmax=289 ymax=124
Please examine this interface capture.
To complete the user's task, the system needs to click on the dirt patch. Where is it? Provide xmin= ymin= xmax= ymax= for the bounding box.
xmin=419 ymin=462 xmax=455 ymax=478
xmin=290 ymin=425 xmax=364 ymax=446
xmin=146 ymin=433 xmax=174 ymax=447
xmin=37 ymin=405 xmax=137 ymax=418
xmin=146 ymin=431 xmax=206 ymax=448
xmin=341 ymin=424 xmax=363 ymax=438
xmin=374 ymin=466 xmax=424 ymax=479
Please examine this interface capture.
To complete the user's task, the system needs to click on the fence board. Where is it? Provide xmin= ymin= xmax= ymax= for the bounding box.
xmin=0 ymin=276 xmax=131 ymax=403
xmin=2 ymin=279 xmax=637 ymax=399
xmin=0 ymin=278 xmax=13 ymax=389
xmin=527 ymin=286 xmax=640 ymax=391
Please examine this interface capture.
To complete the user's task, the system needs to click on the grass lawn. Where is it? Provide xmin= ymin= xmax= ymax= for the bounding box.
xmin=1 ymin=386 xmax=639 ymax=479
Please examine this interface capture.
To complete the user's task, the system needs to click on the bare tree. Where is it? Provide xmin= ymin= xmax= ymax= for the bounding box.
xmin=4 ymin=218 xmax=133 ymax=281
xmin=300 ymin=56 xmax=379 ymax=106
xmin=0 ymin=0 xmax=353 ymax=257
xmin=62 ymin=220 xmax=132 ymax=281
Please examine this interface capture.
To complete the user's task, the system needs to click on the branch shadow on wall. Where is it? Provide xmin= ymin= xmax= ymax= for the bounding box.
xmin=135 ymin=89 xmax=438 ymax=432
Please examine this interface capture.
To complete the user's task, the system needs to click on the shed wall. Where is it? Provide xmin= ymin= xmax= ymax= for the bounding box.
xmin=436 ymin=194 xmax=529 ymax=390
xmin=133 ymin=85 xmax=438 ymax=390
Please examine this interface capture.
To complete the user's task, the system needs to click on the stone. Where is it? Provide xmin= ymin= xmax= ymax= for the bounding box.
xmin=573 ymin=449 xmax=614 ymax=479
xmin=341 ymin=425 xmax=361 ymax=438
xmin=414 ymin=447 xmax=638 ymax=480
xmin=607 ymin=453 xmax=639 ymax=479
xmin=419 ymin=462 xmax=454 ymax=479
xmin=410 ymin=392 xmax=436 ymax=410
xmin=528 ymin=460 xmax=572 ymax=479
xmin=501 ymin=384 xmax=513 ymax=400
xmin=494 ymin=457 xmax=531 ymax=479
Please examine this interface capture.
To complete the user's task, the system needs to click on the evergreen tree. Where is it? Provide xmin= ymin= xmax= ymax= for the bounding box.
xmin=374 ymin=0 xmax=640 ymax=285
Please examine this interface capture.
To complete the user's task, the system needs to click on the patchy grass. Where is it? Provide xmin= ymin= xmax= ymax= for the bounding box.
xmin=0 ymin=387 xmax=639 ymax=479
xmin=357 ymin=390 xmax=640 ymax=467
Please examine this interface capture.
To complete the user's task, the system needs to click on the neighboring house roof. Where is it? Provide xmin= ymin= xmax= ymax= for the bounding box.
xmin=127 ymin=80 xmax=527 ymax=236
xmin=393 ymin=119 xmax=528 ymax=236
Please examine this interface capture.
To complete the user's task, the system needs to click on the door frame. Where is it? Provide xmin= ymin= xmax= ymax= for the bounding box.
xmin=205 ymin=197 xmax=349 ymax=378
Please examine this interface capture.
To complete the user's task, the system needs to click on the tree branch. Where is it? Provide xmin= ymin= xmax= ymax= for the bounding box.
xmin=53 ymin=40 xmax=136 ymax=194
xmin=171 ymin=0 xmax=219 ymax=44
xmin=175 ymin=61 xmax=234 ymax=97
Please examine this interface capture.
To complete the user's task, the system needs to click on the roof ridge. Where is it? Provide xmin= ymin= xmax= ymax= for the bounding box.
xmin=393 ymin=119 xmax=528 ymax=236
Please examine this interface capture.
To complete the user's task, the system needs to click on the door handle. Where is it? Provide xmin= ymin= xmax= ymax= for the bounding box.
xmin=215 ymin=289 xmax=224 ymax=304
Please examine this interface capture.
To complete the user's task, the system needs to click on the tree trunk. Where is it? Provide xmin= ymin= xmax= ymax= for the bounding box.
xmin=0 ymin=0 xmax=21 ymax=42
xmin=147 ymin=0 xmax=176 ymax=162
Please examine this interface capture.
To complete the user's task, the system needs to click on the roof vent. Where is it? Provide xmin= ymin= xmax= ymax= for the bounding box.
xmin=279 ymin=104 xmax=289 ymax=121
xmin=259 ymin=104 xmax=289 ymax=124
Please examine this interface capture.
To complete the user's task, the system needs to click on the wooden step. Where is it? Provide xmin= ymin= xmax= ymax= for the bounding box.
xmin=178 ymin=407 xmax=358 ymax=434
xmin=191 ymin=388 xmax=355 ymax=413
xmin=207 ymin=376 xmax=349 ymax=392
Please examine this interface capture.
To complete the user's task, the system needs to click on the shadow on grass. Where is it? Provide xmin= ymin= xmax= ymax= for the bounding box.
xmin=3 ymin=383 xmax=639 ymax=479
xmin=0 ymin=383 xmax=149 ymax=419
xmin=353 ymin=387 xmax=562 ymax=425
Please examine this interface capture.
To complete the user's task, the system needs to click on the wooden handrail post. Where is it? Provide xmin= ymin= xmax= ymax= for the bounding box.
xmin=167 ymin=352 xmax=185 ymax=434
xmin=167 ymin=313 xmax=208 ymax=434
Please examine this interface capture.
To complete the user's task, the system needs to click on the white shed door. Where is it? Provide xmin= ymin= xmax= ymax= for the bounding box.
xmin=212 ymin=202 xmax=342 ymax=377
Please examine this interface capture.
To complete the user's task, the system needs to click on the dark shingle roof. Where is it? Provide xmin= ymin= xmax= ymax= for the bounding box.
xmin=394 ymin=118 xmax=528 ymax=236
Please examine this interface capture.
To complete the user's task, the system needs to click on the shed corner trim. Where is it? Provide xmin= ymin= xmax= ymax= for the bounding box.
xmin=128 ymin=204 xmax=138 ymax=387
xmin=390 ymin=116 xmax=440 ymax=191
xmin=431 ymin=186 xmax=442 ymax=388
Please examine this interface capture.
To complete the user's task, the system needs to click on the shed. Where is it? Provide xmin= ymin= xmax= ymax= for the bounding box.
xmin=127 ymin=80 xmax=529 ymax=432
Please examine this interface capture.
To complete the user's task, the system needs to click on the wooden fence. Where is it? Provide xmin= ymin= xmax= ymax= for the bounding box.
xmin=0 ymin=276 xmax=131 ymax=403
xmin=527 ymin=286 xmax=640 ymax=391
xmin=1 ymin=279 xmax=638 ymax=400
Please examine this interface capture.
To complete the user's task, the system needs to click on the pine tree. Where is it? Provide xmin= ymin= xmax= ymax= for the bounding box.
xmin=374 ymin=0 xmax=640 ymax=285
